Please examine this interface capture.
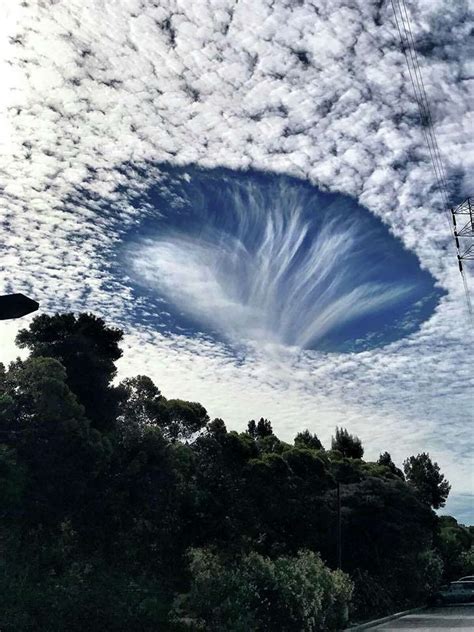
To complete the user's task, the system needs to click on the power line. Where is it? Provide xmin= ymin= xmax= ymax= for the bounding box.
xmin=395 ymin=0 xmax=473 ymax=317
xmin=389 ymin=0 xmax=473 ymax=318
xmin=393 ymin=0 xmax=453 ymax=231
xmin=398 ymin=0 xmax=450 ymax=200
xmin=391 ymin=0 xmax=448 ymax=206
xmin=398 ymin=0 xmax=449 ymax=178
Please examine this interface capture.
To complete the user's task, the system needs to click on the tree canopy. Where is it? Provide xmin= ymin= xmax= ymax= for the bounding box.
xmin=295 ymin=429 xmax=324 ymax=451
xmin=403 ymin=452 xmax=451 ymax=509
xmin=16 ymin=313 xmax=123 ymax=431
xmin=0 ymin=312 xmax=465 ymax=632
xmin=331 ymin=426 xmax=364 ymax=459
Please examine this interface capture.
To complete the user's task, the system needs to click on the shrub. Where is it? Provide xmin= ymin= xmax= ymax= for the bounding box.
xmin=171 ymin=548 xmax=353 ymax=631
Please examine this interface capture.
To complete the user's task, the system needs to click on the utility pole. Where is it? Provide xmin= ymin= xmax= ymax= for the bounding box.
xmin=336 ymin=481 xmax=342 ymax=570
xmin=451 ymin=197 xmax=474 ymax=273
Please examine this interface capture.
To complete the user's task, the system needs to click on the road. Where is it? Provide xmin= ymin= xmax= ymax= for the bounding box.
xmin=369 ymin=605 xmax=474 ymax=630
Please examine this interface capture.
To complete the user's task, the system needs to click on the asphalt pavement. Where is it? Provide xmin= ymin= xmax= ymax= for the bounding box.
xmin=369 ymin=605 xmax=474 ymax=630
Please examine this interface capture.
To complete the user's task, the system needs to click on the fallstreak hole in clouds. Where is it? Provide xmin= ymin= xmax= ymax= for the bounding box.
xmin=116 ymin=165 xmax=443 ymax=352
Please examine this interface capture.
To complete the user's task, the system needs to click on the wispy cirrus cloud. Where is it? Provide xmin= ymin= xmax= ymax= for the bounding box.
xmin=126 ymin=167 xmax=435 ymax=351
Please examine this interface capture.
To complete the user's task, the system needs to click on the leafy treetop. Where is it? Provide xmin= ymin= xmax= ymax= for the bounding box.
xmin=331 ymin=427 xmax=364 ymax=459
xmin=403 ymin=452 xmax=451 ymax=509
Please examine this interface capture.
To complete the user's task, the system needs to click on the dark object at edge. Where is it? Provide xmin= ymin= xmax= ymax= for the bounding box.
xmin=0 ymin=293 xmax=39 ymax=320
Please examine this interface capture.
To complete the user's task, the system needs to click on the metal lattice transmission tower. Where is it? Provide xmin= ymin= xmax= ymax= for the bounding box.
xmin=451 ymin=198 xmax=474 ymax=273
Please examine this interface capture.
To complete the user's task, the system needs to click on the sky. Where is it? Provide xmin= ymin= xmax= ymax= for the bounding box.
xmin=0 ymin=0 xmax=473 ymax=522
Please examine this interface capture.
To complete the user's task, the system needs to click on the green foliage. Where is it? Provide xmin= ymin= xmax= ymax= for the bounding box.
xmin=343 ymin=476 xmax=436 ymax=571
xmin=377 ymin=452 xmax=404 ymax=479
xmin=417 ymin=549 xmax=444 ymax=595
xmin=164 ymin=399 xmax=209 ymax=442
xmin=118 ymin=376 xmax=209 ymax=442
xmin=0 ymin=445 xmax=25 ymax=519
xmin=3 ymin=356 xmax=85 ymax=424
xmin=247 ymin=417 xmax=273 ymax=439
xmin=459 ymin=546 xmax=474 ymax=575
xmin=16 ymin=313 xmax=123 ymax=431
xmin=436 ymin=516 xmax=474 ymax=580
xmin=0 ymin=357 xmax=111 ymax=524
xmin=331 ymin=427 xmax=364 ymax=459
xmin=118 ymin=375 xmax=162 ymax=429
xmin=282 ymin=447 xmax=329 ymax=483
xmin=351 ymin=548 xmax=442 ymax=621
xmin=295 ymin=429 xmax=324 ymax=451
xmin=172 ymin=549 xmax=352 ymax=632
xmin=350 ymin=569 xmax=394 ymax=621
xmin=403 ymin=452 xmax=451 ymax=509
xmin=0 ymin=552 xmax=171 ymax=632
xmin=0 ymin=312 xmax=468 ymax=630
xmin=207 ymin=417 xmax=227 ymax=437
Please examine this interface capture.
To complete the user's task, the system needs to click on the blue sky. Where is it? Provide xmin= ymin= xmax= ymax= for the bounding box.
xmin=0 ymin=0 xmax=472 ymax=522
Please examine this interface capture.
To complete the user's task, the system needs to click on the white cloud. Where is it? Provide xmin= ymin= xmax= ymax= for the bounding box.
xmin=128 ymin=180 xmax=417 ymax=349
xmin=0 ymin=0 xmax=472 ymax=520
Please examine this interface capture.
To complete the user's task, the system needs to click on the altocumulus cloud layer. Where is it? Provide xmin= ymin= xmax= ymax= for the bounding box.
xmin=0 ymin=0 xmax=473 ymax=520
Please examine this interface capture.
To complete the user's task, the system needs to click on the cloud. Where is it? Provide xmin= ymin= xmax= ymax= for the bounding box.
xmin=0 ymin=0 xmax=472 ymax=520
xmin=126 ymin=168 xmax=432 ymax=351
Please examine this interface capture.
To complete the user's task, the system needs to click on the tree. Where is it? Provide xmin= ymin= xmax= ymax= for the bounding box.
xmin=403 ymin=453 xmax=451 ymax=509
xmin=188 ymin=429 xmax=257 ymax=551
xmin=331 ymin=427 xmax=364 ymax=459
xmin=162 ymin=399 xmax=209 ymax=442
xmin=435 ymin=516 xmax=473 ymax=580
xmin=88 ymin=423 xmax=185 ymax=573
xmin=294 ymin=429 xmax=323 ymax=451
xmin=2 ymin=356 xmax=85 ymax=427
xmin=118 ymin=376 xmax=208 ymax=442
xmin=172 ymin=548 xmax=353 ymax=631
xmin=207 ymin=418 xmax=227 ymax=437
xmin=339 ymin=475 xmax=438 ymax=618
xmin=377 ymin=452 xmax=404 ymax=479
xmin=0 ymin=356 xmax=110 ymax=524
xmin=247 ymin=418 xmax=285 ymax=456
xmin=16 ymin=313 xmax=123 ymax=432
xmin=0 ymin=444 xmax=25 ymax=523
xmin=118 ymin=375 xmax=163 ymax=432
xmin=1 ymin=310 xmax=464 ymax=629
xmin=247 ymin=418 xmax=273 ymax=439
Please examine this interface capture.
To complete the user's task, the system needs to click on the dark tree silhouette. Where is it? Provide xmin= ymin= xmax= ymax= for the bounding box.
xmin=118 ymin=375 xmax=208 ymax=441
xmin=0 ymin=312 xmax=467 ymax=630
xmin=377 ymin=452 xmax=404 ymax=479
xmin=16 ymin=313 xmax=123 ymax=431
xmin=0 ymin=356 xmax=109 ymax=523
xmin=118 ymin=375 xmax=163 ymax=429
xmin=331 ymin=427 xmax=364 ymax=459
xmin=403 ymin=452 xmax=451 ymax=509
xmin=247 ymin=417 xmax=273 ymax=439
xmin=247 ymin=419 xmax=257 ymax=437
xmin=207 ymin=418 xmax=227 ymax=437
xmin=163 ymin=399 xmax=209 ymax=442
xmin=294 ymin=429 xmax=323 ymax=451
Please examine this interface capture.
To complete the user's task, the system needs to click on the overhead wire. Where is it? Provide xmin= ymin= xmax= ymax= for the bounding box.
xmin=397 ymin=0 xmax=473 ymax=315
xmin=394 ymin=0 xmax=455 ymax=241
xmin=391 ymin=0 xmax=448 ymax=207
xmin=389 ymin=0 xmax=473 ymax=317
xmin=398 ymin=1 xmax=450 ymax=182
xmin=398 ymin=0 xmax=451 ymax=203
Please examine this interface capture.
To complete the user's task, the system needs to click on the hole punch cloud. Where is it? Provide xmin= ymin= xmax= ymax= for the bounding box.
xmin=120 ymin=166 xmax=442 ymax=352
xmin=1 ymin=0 xmax=472 ymax=520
